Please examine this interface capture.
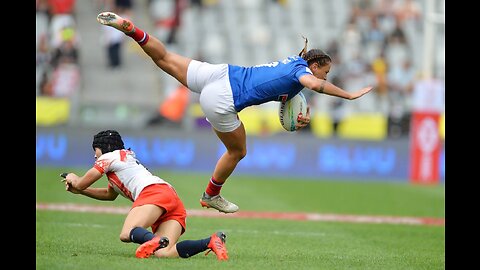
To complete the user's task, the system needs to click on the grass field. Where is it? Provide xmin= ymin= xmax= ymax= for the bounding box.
xmin=36 ymin=167 xmax=445 ymax=270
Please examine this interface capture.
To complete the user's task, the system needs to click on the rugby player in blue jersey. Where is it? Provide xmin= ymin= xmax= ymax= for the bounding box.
xmin=97 ymin=12 xmax=373 ymax=214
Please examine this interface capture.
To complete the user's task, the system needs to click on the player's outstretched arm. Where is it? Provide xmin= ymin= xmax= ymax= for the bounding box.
xmin=299 ymin=74 xmax=373 ymax=100
xmin=62 ymin=169 xmax=118 ymax=200
xmin=347 ymin=86 xmax=373 ymax=99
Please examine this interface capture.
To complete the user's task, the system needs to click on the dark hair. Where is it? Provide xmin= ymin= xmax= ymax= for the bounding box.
xmin=92 ymin=130 xmax=125 ymax=154
xmin=298 ymin=36 xmax=332 ymax=67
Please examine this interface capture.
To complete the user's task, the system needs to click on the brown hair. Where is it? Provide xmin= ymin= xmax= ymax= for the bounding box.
xmin=298 ymin=36 xmax=332 ymax=67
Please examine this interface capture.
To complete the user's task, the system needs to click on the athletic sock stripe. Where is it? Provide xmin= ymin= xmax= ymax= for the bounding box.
xmin=210 ymin=179 xmax=223 ymax=187
xmin=138 ymin=32 xmax=146 ymax=43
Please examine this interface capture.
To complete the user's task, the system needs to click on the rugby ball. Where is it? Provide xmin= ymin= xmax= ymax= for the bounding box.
xmin=278 ymin=91 xmax=307 ymax=132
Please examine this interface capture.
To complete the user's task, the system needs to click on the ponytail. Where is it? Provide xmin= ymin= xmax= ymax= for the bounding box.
xmin=298 ymin=35 xmax=308 ymax=58
xmin=298 ymin=36 xmax=332 ymax=67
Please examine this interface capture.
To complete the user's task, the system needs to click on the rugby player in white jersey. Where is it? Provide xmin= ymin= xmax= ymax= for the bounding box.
xmin=62 ymin=130 xmax=228 ymax=260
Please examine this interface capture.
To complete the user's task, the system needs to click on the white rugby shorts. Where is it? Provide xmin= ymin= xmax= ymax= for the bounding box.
xmin=186 ymin=60 xmax=241 ymax=133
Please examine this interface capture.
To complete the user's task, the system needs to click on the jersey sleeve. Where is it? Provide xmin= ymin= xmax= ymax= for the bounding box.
xmin=93 ymin=153 xmax=115 ymax=174
xmin=293 ymin=62 xmax=313 ymax=81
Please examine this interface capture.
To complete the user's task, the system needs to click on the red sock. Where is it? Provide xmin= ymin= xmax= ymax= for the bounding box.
xmin=127 ymin=27 xmax=149 ymax=46
xmin=205 ymin=177 xmax=223 ymax=197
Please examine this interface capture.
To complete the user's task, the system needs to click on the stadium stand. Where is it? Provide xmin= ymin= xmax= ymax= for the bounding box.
xmin=37 ymin=0 xmax=444 ymax=139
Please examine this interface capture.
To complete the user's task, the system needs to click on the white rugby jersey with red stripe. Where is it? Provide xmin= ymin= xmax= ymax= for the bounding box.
xmin=93 ymin=149 xmax=169 ymax=201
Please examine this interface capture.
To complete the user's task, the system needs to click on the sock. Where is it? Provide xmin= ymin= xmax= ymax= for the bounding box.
xmin=129 ymin=227 xmax=155 ymax=244
xmin=205 ymin=177 xmax=223 ymax=197
xmin=176 ymin=237 xmax=211 ymax=258
xmin=126 ymin=27 xmax=150 ymax=46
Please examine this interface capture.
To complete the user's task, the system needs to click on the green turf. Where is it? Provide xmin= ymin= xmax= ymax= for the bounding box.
xmin=36 ymin=167 xmax=445 ymax=270
xmin=37 ymin=167 xmax=445 ymax=217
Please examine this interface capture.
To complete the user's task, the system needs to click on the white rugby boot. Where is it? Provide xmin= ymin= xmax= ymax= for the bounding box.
xmin=97 ymin=12 xmax=135 ymax=34
xmin=200 ymin=192 xmax=239 ymax=213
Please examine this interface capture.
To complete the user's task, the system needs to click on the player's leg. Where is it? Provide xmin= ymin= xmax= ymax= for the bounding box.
xmin=199 ymin=125 xmax=245 ymax=213
xmin=135 ymin=183 xmax=188 ymax=258
xmin=212 ymin=125 xmax=247 ymax=187
xmin=199 ymin=79 xmax=247 ymax=213
xmin=149 ymin=219 xmax=182 ymax=258
xmin=153 ymin=221 xmax=228 ymax=261
xmin=191 ymin=70 xmax=245 ymax=213
xmin=175 ymin=231 xmax=229 ymax=261
xmin=97 ymin=12 xmax=191 ymax=87
xmin=119 ymin=204 xmax=164 ymax=244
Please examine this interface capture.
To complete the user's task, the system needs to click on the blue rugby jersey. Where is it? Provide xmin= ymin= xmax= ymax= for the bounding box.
xmin=228 ymin=55 xmax=313 ymax=112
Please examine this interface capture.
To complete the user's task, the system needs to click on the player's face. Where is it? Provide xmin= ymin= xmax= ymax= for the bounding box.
xmin=313 ymin=62 xmax=331 ymax=80
xmin=94 ymin=148 xmax=103 ymax=160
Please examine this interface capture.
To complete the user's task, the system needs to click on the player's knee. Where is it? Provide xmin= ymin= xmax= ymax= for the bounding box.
xmin=232 ymin=148 xmax=247 ymax=161
xmin=119 ymin=232 xmax=131 ymax=242
xmin=239 ymin=148 xmax=247 ymax=159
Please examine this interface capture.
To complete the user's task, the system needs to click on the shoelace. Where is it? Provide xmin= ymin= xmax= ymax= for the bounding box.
xmin=206 ymin=195 xmax=228 ymax=207
xmin=216 ymin=196 xmax=229 ymax=207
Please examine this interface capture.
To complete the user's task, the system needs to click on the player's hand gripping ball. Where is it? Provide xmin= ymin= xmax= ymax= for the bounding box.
xmin=278 ymin=91 xmax=307 ymax=132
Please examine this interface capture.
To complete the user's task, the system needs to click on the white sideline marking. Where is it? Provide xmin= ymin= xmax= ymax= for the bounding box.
xmin=36 ymin=203 xmax=444 ymax=226
xmin=38 ymin=221 xmax=106 ymax=228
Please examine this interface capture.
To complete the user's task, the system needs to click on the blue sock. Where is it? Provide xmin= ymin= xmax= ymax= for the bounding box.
xmin=176 ymin=237 xmax=211 ymax=258
xmin=129 ymin=227 xmax=155 ymax=244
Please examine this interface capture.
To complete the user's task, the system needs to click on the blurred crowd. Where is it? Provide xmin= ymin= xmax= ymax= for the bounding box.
xmin=145 ymin=0 xmax=444 ymax=137
xmin=36 ymin=0 xmax=81 ymax=97
xmin=36 ymin=0 xmax=444 ymax=138
xmin=315 ymin=0 xmax=427 ymax=137
xmin=36 ymin=0 xmax=134 ymax=97
xmin=324 ymin=0 xmax=431 ymax=137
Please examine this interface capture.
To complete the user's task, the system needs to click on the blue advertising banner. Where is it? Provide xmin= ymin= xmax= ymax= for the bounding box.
xmin=36 ymin=127 xmax=445 ymax=183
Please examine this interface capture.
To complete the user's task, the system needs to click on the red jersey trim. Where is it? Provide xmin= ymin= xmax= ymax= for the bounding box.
xmin=107 ymin=172 xmax=134 ymax=201
xmin=94 ymin=164 xmax=105 ymax=174
xmin=120 ymin=150 xmax=127 ymax=161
